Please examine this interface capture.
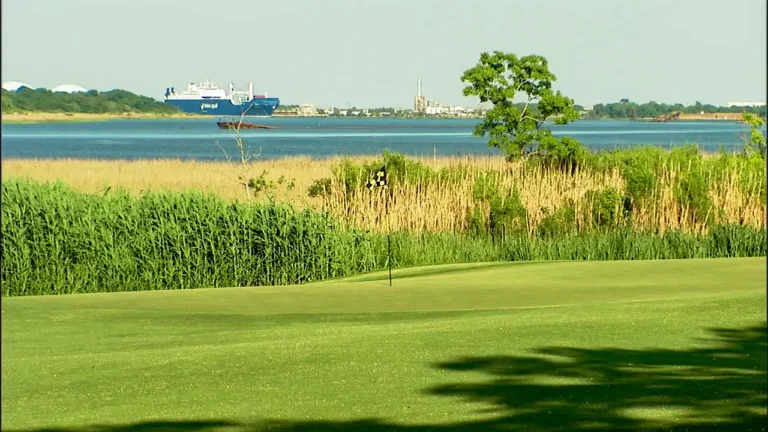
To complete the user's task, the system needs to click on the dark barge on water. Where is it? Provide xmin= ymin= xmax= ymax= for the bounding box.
xmin=216 ymin=121 xmax=279 ymax=130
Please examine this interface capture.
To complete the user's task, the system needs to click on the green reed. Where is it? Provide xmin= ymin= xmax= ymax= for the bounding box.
xmin=2 ymin=178 xmax=765 ymax=297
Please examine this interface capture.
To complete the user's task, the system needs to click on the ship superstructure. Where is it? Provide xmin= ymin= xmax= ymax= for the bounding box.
xmin=163 ymin=80 xmax=280 ymax=116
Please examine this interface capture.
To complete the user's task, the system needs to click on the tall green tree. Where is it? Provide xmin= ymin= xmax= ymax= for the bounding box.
xmin=461 ymin=51 xmax=583 ymax=165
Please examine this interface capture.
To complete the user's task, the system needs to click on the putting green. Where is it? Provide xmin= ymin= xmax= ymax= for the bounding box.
xmin=2 ymin=258 xmax=766 ymax=431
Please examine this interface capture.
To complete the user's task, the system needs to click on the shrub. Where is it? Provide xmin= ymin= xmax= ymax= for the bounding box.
xmin=466 ymin=206 xmax=488 ymax=237
xmin=622 ymin=164 xmax=657 ymax=204
xmin=469 ymin=173 xmax=527 ymax=238
xmin=539 ymin=135 xmax=588 ymax=173
xmin=488 ymin=188 xmax=528 ymax=237
xmin=584 ymin=145 xmax=666 ymax=173
xmin=331 ymin=159 xmax=364 ymax=198
xmin=472 ymin=171 xmax=502 ymax=202
xmin=246 ymin=170 xmax=273 ymax=194
xmin=308 ymin=178 xmax=332 ymax=198
xmin=538 ymin=204 xmax=577 ymax=239
xmin=674 ymin=164 xmax=715 ymax=225
xmin=583 ymin=188 xmax=625 ymax=228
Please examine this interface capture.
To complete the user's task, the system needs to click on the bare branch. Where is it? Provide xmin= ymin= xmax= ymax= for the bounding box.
xmin=213 ymin=140 xmax=232 ymax=163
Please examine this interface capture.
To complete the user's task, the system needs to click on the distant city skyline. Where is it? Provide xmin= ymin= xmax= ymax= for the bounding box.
xmin=2 ymin=0 xmax=766 ymax=108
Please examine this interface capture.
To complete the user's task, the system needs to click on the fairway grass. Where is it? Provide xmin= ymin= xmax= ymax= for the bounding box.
xmin=2 ymin=258 xmax=766 ymax=431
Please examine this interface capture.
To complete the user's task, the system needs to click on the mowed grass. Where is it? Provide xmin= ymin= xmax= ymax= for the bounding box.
xmin=2 ymin=258 xmax=766 ymax=432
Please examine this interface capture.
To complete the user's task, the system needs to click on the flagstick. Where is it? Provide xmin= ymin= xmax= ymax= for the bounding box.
xmin=370 ymin=166 xmax=392 ymax=286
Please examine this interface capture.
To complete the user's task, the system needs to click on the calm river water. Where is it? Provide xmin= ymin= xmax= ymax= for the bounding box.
xmin=0 ymin=117 xmax=757 ymax=160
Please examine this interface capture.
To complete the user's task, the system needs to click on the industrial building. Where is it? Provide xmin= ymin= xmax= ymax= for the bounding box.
xmin=298 ymin=103 xmax=318 ymax=116
xmin=412 ymin=78 xmax=476 ymax=117
xmin=413 ymin=78 xmax=427 ymax=113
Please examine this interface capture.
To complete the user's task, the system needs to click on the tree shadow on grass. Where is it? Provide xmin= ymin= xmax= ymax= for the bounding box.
xmin=420 ymin=324 xmax=768 ymax=431
xmin=8 ymin=325 xmax=766 ymax=432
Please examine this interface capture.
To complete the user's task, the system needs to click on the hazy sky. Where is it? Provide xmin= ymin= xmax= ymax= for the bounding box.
xmin=2 ymin=0 xmax=765 ymax=108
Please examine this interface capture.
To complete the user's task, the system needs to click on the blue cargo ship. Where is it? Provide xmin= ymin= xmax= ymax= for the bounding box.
xmin=163 ymin=80 xmax=280 ymax=116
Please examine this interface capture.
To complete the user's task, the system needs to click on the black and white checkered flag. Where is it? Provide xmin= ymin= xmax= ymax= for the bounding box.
xmin=366 ymin=166 xmax=387 ymax=190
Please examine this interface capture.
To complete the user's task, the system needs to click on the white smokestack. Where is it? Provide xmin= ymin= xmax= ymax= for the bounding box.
xmin=417 ymin=78 xmax=422 ymax=98
xmin=248 ymin=81 xmax=253 ymax=99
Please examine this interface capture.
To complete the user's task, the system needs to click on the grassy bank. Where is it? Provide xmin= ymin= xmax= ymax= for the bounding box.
xmin=2 ymin=146 xmax=765 ymax=296
xmin=2 ymin=259 xmax=765 ymax=431
xmin=2 ymin=177 xmax=765 ymax=296
xmin=1 ymin=111 xmax=206 ymax=123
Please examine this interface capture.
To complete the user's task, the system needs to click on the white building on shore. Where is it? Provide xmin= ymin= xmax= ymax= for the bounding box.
xmin=2 ymin=81 xmax=34 ymax=91
xmin=52 ymin=84 xmax=87 ymax=93
xmin=298 ymin=103 xmax=319 ymax=116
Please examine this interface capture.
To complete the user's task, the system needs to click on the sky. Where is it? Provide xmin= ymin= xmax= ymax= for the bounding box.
xmin=1 ymin=0 xmax=766 ymax=108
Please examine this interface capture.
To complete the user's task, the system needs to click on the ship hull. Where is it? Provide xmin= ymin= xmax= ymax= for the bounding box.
xmin=164 ymin=98 xmax=280 ymax=116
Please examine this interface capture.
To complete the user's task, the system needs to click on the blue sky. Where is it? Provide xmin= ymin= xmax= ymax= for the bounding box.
xmin=1 ymin=0 xmax=765 ymax=107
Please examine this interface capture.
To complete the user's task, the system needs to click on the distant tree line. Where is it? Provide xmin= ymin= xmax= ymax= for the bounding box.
xmin=506 ymin=103 xmax=586 ymax=116
xmin=1 ymin=88 xmax=179 ymax=114
xmin=584 ymin=99 xmax=767 ymax=120
xmin=11 ymin=87 xmax=760 ymax=119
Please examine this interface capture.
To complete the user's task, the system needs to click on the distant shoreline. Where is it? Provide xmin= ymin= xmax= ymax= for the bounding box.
xmin=1 ymin=111 xmax=755 ymax=125
xmin=1 ymin=112 xmax=207 ymax=124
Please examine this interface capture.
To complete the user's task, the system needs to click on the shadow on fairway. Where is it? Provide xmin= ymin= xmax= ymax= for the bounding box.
xmin=10 ymin=325 xmax=767 ymax=432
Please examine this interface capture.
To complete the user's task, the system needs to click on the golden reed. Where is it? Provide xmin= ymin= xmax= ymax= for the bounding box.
xmin=3 ymin=156 xmax=764 ymax=235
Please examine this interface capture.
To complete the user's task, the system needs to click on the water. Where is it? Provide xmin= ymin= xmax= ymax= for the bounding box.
xmin=0 ymin=117 xmax=757 ymax=160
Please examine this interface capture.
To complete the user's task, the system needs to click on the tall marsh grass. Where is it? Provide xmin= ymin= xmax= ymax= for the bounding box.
xmin=6 ymin=146 xmax=762 ymax=237
xmin=314 ymin=146 xmax=766 ymax=235
xmin=1 ymin=180 xmax=376 ymax=296
xmin=2 ymin=175 xmax=765 ymax=297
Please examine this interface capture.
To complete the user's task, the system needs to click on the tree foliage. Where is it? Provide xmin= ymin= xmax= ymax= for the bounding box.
xmin=461 ymin=51 xmax=583 ymax=165
xmin=1 ymin=88 xmax=179 ymax=114
xmin=741 ymin=112 xmax=766 ymax=158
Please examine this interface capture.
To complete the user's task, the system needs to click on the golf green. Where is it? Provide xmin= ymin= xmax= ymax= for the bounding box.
xmin=2 ymin=258 xmax=766 ymax=431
